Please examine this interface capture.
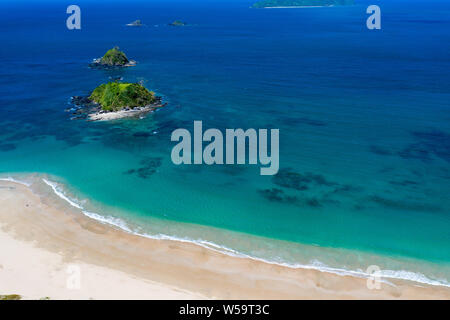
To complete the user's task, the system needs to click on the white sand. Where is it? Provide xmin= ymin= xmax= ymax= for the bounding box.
xmin=1 ymin=179 xmax=449 ymax=300
xmin=0 ymin=228 xmax=206 ymax=300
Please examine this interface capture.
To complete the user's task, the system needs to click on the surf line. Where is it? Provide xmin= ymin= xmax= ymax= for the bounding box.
xmin=171 ymin=121 xmax=279 ymax=175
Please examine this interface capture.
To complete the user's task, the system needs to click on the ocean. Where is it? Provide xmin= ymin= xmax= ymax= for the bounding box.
xmin=0 ymin=0 xmax=449 ymax=287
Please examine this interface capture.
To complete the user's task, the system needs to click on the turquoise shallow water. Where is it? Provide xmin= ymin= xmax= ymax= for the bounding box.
xmin=0 ymin=0 xmax=450 ymax=286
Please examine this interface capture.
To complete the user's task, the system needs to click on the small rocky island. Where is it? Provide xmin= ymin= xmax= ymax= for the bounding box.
xmin=126 ymin=20 xmax=143 ymax=27
xmin=252 ymin=0 xmax=354 ymax=8
xmin=68 ymin=82 xmax=165 ymax=121
xmin=90 ymin=47 xmax=137 ymax=68
xmin=169 ymin=20 xmax=187 ymax=27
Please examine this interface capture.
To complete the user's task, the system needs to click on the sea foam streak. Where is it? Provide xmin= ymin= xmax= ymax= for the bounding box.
xmin=0 ymin=177 xmax=32 ymax=187
xmin=41 ymin=177 xmax=450 ymax=288
xmin=43 ymin=178 xmax=82 ymax=209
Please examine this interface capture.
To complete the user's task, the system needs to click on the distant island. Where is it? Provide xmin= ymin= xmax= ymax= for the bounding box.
xmin=126 ymin=20 xmax=143 ymax=27
xmin=90 ymin=47 xmax=136 ymax=68
xmin=252 ymin=0 xmax=354 ymax=8
xmin=68 ymin=82 xmax=165 ymax=121
xmin=169 ymin=20 xmax=187 ymax=27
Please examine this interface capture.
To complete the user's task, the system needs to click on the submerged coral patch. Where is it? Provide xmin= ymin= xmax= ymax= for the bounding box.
xmin=258 ymin=188 xmax=298 ymax=203
xmin=273 ymin=168 xmax=337 ymax=191
xmin=281 ymin=117 xmax=327 ymax=127
xmin=369 ymin=195 xmax=442 ymax=213
xmin=124 ymin=157 xmax=163 ymax=179
xmin=398 ymin=142 xmax=432 ymax=162
xmin=369 ymin=145 xmax=393 ymax=156
xmin=0 ymin=143 xmax=17 ymax=152
xmin=412 ymin=130 xmax=450 ymax=162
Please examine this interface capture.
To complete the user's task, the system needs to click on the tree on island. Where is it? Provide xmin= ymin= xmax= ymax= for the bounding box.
xmin=90 ymin=82 xmax=157 ymax=112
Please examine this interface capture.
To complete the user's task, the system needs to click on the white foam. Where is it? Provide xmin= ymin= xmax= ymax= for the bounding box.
xmin=42 ymin=178 xmax=132 ymax=232
xmin=0 ymin=177 xmax=32 ymax=187
xmin=41 ymin=177 xmax=450 ymax=289
xmin=82 ymin=210 xmax=133 ymax=233
xmin=42 ymin=178 xmax=83 ymax=209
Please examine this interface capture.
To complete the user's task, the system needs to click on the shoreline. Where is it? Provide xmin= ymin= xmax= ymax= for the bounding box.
xmin=68 ymin=95 xmax=165 ymax=121
xmin=1 ymin=177 xmax=450 ymax=299
xmin=90 ymin=58 xmax=137 ymax=68
xmin=37 ymin=176 xmax=450 ymax=289
xmin=88 ymin=105 xmax=157 ymax=121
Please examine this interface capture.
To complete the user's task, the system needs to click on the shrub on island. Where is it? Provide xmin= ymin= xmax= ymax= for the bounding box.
xmin=99 ymin=47 xmax=130 ymax=66
xmin=89 ymin=82 xmax=157 ymax=112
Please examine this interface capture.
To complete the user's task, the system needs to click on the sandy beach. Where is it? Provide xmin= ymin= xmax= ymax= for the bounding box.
xmin=1 ymin=179 xmax=449 ymax=300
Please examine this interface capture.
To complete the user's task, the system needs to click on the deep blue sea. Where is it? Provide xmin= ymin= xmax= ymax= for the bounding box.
xmin=0 ymin=0 xmax=449 ymax=286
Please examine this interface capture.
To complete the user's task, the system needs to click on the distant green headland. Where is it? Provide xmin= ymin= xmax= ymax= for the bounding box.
xmin=90 ymin=82 xmax=157 ymax=112
xmin=169 ymin=20 xmax=187 ymax=27
xmin=252 ymin=0 xmax=354 ymax=8
xmin=0 ymin=294 xmax=22 ymax=300
xmin=126 ymin=20 xmax=143 ymax=27
xmin=91 ymin=47 xmax=136 ymax=68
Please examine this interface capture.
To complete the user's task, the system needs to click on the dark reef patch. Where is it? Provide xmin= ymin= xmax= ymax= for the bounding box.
xmin=398 ymin=143 xmax=432 ymax=162
xmin=327 ymin=184 xmax=363 ymax=196
xmin=155 ymin=119 xmax=192 ymax=136
xmin=5 ymin=121 xmax=86 ymax=147
xmin=378 ymin=166 xmax=395 ymax=174
xmin=221 ymin=164 xmax=248 ymax=176
xmin=273 ymin=168 xmax=337 ymax=191
xmin=388 ymin=180 xmax=419 ymax=187
xmin=100 ymin=126 xmax=158 ymax=151
xmin=124 ymin=157 xmax=163 ymax=179
xmin=397 ymin=129 xmax=450 ymax=163
xmin=371 ymin=130 xmax=450 ymax=164
xmin=409 ymin=169 xmax=424 ymax=178
xmin=258 ymin=187 xmax=338 ymax=208
xmin=369 ymin=195 xmax=442 ymax=213
xmin=133 ymin=131 xmax=152 ymax=138
xmin=267 ymin=168 xmax=361 ymax=209
xmin=369 ymin=145 xmax=393 ymax=156
xmin=0 ymin=143 xmax=17 ymax=152
xmin=411 ymin=130 xmax=450 ymax=162
xmin=258 ymin=188 xmax=297 ymax=204
xmin=281 ymin=117 xmax=327 ymax=127
xmin=306 ymin=198 xmax=323 ymax=208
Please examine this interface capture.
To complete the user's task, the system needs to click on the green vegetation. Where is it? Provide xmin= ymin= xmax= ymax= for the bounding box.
xmin=0 ymin=294 xmax=22 ymax=300
xmin=90 ymin=82 xmax=157 ymax=112
xmin=252 ymin=0 xmax=354 ymax=8
xmin=99 ymin=47 xmax=129 ymax=66
xmin=169 ymin=20 xmax=186 ymax=26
